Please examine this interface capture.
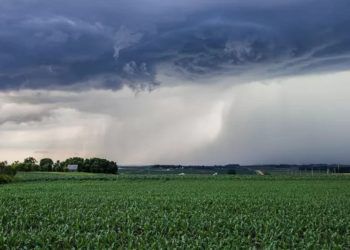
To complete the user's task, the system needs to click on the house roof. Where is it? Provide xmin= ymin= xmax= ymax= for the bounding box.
xmin=67 ymin=165 xmax=78 ymax=170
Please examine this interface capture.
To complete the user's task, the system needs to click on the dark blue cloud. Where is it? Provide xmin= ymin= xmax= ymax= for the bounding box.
xmin=0 ymin=0 xmax=349 ymax=90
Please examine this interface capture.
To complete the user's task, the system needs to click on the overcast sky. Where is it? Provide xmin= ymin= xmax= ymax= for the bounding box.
xmin=1 ymin=0 xmax=350 ymax=164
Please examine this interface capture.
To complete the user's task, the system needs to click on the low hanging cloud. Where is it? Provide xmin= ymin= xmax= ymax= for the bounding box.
xmin=2 ymin=71 xmax=350 ymax=164
xmin=0 ymin=0 xmax=349 ymax=90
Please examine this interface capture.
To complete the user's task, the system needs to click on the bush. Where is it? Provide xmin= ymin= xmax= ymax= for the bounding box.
xmin=0 ymin=162 xmax=17 ymax=176
xmin=0 ymin=174 xmax=14 ymax=184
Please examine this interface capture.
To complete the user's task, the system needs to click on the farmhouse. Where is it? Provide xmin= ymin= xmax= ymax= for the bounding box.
xmin=67 ymin=165 xmax=78 ymax=172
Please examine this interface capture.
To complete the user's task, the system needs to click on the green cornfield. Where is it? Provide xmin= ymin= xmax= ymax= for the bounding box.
xmin=0 ymin=173 xmax=349 ymax=248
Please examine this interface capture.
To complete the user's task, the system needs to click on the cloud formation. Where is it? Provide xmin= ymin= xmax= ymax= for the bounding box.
xmin=1 ymin=71 xmax=350 ymax=164
xmin=0 ymin=0 xmax=349 ymax=90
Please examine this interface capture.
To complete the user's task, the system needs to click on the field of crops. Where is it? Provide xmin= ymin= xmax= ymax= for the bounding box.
xmin=0 ymin=173 xmax=349 ymax=248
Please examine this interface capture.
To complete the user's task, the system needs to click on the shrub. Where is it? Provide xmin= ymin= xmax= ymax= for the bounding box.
xmin=0 ymin=162 xmax=17 ymax=176
xmin=0 ymin=174 xmax=14 ymax=184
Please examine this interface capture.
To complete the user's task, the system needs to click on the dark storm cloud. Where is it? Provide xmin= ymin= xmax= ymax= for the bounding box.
xmin=0 ymin=0 xmax=349 ymax=90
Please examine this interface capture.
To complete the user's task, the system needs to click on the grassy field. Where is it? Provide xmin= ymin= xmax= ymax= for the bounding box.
xmin=14 ymin=171 xmax=120 ymax=182
xmin=0 ymin=173 xmax=349 ymax=248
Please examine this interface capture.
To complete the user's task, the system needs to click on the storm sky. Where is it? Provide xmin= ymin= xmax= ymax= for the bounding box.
xmin=1 ymin=0 xmax=350 ymax=164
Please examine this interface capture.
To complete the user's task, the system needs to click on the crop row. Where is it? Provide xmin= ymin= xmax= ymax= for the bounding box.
xmin=0 ymin=177 xmax=349 ymax=248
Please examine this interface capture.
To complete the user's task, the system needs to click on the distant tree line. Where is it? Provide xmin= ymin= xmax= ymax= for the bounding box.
xmin=298 ymin=164 xmax=350 ymax=173
xmin=149 ymin=164 xmax=350 ymax=175
xmin=151 ymin=164 xmax=239 ymax=170
xmin=3 ymin=157 xmax=118 ymax=174
xmin=150 ymin=164 xmax=238 ymax=175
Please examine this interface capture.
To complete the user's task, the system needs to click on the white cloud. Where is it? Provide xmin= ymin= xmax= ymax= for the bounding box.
xmin=113 ymin=26 xmax=143 ymax=60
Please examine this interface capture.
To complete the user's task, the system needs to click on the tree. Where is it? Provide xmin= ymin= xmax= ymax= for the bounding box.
xmin=83 ymin=158 xmax=118 ymax=174
xmin=53 ymin=160 xmax=63 ymax=172
xmin=24 ymin=157 xmax=37 ymax=165
xmin=0 ymin=161 xmax=17 ymax=176
xmin=1 ymin=157 xmax=118 ymax=174
xmin=63 ymin=157 xmax=85 ymax=172
xmin=11 ymin=161 xmax=22 ymax=171
xmin=17 ymin=157 xmax=39 ymax=171
xmin=39 ymin=158 xmax=54 ymax=172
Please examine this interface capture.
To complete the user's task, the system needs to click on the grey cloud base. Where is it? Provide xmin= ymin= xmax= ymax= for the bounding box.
xmin=2 ymin=71 xmax=350 ymax=164
xmin=0 ymin=0 xmax=350 ymax=90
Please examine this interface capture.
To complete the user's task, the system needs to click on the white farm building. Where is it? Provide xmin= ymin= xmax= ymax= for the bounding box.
xmin=67 ymin=165 xmax=78 ymax=172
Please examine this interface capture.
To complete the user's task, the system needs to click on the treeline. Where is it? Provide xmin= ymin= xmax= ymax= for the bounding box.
xmin=298 ymin=164 xmax=350 ymax=173
xmin=151 ymin=164 xmax=239 ymax=170
xmin=1 ymin=157 xmax=118 ymax=175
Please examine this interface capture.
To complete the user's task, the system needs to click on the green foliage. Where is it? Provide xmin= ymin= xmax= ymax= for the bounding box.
xmin=61 ymin=157 xmax=118 ymax=174
xmin=0 ymin=175 xmax=349 ymax=248
xmin=13 ymin=163 xmax=39 ymax=172
xmin=9 ymin=157 xmax=117 ymax=174
xmin=62 ymin=157 xmax=85 ymax=172
xmin=0 ymin=174 xmax=13 ymax=184
xmin=23 ymin=157 xmax=37 ymax=165
xmin=0 ymin=161 xmax=17 ymax=176
xmin=13 ymin=157 xmax=39 ymax=172
xmin=39 ymin=158 xmax=54 ymax=172
xmin=0 ymin=162 xmax=15 ymax=184
xmin=15 ymin=172 xmax=120 ymax=182
xmin=53 ymin=160 xmax=63 ymax=172
xmin=83 ymin=158 xmax=118 ymax=174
